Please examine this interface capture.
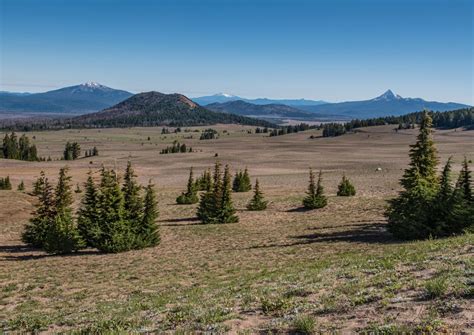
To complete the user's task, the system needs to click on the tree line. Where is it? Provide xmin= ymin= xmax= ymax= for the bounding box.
xmin=322 ymin=107 xmax=474 ymax=137
xmin=1 ymin=132 xmax=39 ymax=161
xmin=387 ymin=112 xmax=473 ymax=239
xmin=23 ymin=162 xmax=159 ymax=254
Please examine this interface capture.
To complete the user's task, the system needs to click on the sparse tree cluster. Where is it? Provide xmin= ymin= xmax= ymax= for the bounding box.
xmin=85 ymin=146 xmax=99 ymax=157
xmin=63 ymin=142 xmax=81 ymax=160
xmin=160 ymin=141 xmax=192 ymax=154
xmin=387 ymin=112 xmax=474 ymax=240
xmin=200 ymin=129 xmax=218 ymax=140
xmin=232 ymin=168 xmax=252 ymax=192
xmin=23 ymin=162 xmax=160 ymax=254
xmin=0 ymin=176 xmax=12 ymax=190
xmin=255 ymin=127 xmax=269 ymax=134
xmin=1 ymin=132 xmax=39 ymax=161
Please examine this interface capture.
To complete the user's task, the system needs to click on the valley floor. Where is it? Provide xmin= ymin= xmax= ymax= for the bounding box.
xmin=0 ymin=125 xmax=473 ymax=333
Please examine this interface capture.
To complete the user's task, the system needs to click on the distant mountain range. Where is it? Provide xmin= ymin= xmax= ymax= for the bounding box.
xmin=0 ymin=84 xmax=470 ymax=121
xmin=206 ymin=100 xmax=317 ymax=119
xmin=297 ymin=90 xmax=470 ymax=118
xmin=0 ymin=82 xmax=133 ymax=115
xmin=192 ymin=93 xmax=327 ymax=106
xmin=70 ymin=91 xmax=274 ymax=128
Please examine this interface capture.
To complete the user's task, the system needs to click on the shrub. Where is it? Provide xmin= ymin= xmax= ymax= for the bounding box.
xmin=337 ymin=174 xmax=356 ymax=196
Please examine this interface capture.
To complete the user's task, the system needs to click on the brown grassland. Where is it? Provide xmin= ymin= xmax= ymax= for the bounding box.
xmin=0 ymin=125 xmax=473 ymax=333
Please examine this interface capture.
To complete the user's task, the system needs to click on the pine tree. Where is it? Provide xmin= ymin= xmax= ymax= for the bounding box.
xmin=95 ymin=168 xmax=134 ymax=253
xmin=177 ymin=167 xmax=199 ymax=204
xmin=387 ymin=112 xmax=440 ymax=240
xmin=247 ymin=179 xmax=268 ymax=211
xmin=33 ymin=171 xmax=46 ymax=196
xmin=303 ymin=169 xmax=327 ymax=209
xmin=136 ymin=181 xmax=160 ymax=248
xmin=17 ymin=180 xmax=25 ymax=192
xmin=195 ymin=169 xmax=212 ymax=191
xmin=337 ymin=174 xmax=356 ymax=196
xmin=122 ymin=161 xmax=143 ymax=228
xmin=22 ymin=176 xmax=55 ymax=248
xmin=219 ymin=165 xmax=239 ymax=223
xmin=232 ymin=168 xmax=252 ymax=192
xmin=197 ymin=161 xmax=222 ymax=224
xmin=77 ymin=171 xmax=101 ymax=247
xmin=43 ymin=167 xmax=84 ymax=254
xmin=401 ymin=112 xmax=439 ymax=190
xmin=455 ymin=156 xmax=473 ymax=202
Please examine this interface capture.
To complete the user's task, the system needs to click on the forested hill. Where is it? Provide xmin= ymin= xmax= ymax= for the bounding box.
xmin=322 ymin=107 xmax=474 ymax=137
xmin=0 ymin=92 xmax=277 ymax=130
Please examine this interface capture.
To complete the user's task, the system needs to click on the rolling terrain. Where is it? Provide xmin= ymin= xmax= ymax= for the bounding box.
xmin=0 ymin=124 xmax=473 ymax=333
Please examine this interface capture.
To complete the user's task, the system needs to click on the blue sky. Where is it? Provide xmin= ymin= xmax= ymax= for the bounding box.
xmin=0 ymin=0 xmax=472 ymax=104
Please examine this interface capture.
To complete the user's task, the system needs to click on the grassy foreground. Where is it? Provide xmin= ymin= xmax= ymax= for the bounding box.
xmin=1 ymin=191 xmax=472 ymax=334
xmin=0 ymin=125 xmax=473 ymax=333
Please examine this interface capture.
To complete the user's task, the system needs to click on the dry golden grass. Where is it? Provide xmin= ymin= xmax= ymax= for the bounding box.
xmin=0 ymin=125 xmax=473 ymax=333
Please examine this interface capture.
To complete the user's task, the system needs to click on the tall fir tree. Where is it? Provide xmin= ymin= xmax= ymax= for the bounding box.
xmin=43 ymin=167 xmax=84 ymax=254
xmin=22 ymin=176 xmax=55 ymax=248
xmin=77 ymin=171 xmax=101 ymax=247
xmin=96 ymin=167 xmax=134 ymax=253
xmin=197 ymin=161 xmax=222 ymax=224
xmin=303 ymin=169 xmax=327 ymax=209
xmin=455 ymin=156 xmax=473 ymax=202
xmin=219 ymin=165 xmax=239 ymax=223
xmin=177 ymin=167 xmax=199 ymax=204
xmin=136 ymin=181 xmax=160 ymax=248
xmin=247 ymin=179 xmax=268 ymax=211
xmin=401 ymin=112 xmax=439 ymax=190
xmin=387 ymin=112 xmax=440 ymax=240
xmin=122 ymin=161 xmax=143 ymax=229
xmin=33 ymin=171 xmax=46 ymax=196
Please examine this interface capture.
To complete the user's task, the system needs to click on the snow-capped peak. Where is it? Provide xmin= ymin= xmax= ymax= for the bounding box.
xmin=373 ymin=89 xmax=402 ymax=101
xmin=82 ymin=81 xmax=103 ymax=88
xmin=215 ymin=92 xmax=235 ymax=98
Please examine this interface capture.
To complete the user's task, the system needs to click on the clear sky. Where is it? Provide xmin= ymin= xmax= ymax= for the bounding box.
xmin=0 ymin=0 xmax=472 ymax=104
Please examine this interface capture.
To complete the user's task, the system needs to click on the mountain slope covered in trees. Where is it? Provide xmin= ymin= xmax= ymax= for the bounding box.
xmin=68 ymin=92 xmax=276 ymax=128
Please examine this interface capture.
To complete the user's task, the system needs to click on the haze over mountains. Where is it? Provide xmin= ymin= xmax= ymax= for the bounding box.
xmin=192 ymin=93 xmax=327 ymax=106
xmin=0 ymin=83 xmax=470 ymax=122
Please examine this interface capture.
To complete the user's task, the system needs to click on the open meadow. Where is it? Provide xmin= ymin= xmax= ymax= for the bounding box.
xmin=1 ymin=125 xmax=473 ymax=333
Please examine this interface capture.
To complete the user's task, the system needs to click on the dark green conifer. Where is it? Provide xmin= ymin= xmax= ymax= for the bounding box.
xmin=219 ymin=165 xmax=239 ymax=223
xmin=197 ymin=161 xmax=222 ymax=224
xmin=177 ymin=167 xmax=199 ymax=204
xmin=22 ymin=176 xmax=55 ymax=248
xmin=387 ymin=112 xmax=440 ymax=240
xmin=247 ymin=179 xmax=268 ymax=211
xmin=337 ymin=174 xmax=356 ymax=196
xmin=96 ymin=168 xmax=134 ymax=253
xmin=33 ymin=171 xmax=46 ymax=196
xmin=136 ymin=181 xmax=160 ymax=248
xmin=77 ymin=171 xmax=101 ymax=247
xmin=44 ymin=167 xmax=84 ymax=254
xmin=17 ymin=180 xmax=25 ymax=192
xmin=122 ymin=161 xmax=143 ymax=228
xmin=302 ymin=169 xmax=327 ymax=209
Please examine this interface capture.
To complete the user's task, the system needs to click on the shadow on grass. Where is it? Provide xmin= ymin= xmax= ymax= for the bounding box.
xmin=0 ymin=245 xmax=102 ymax=261
xmin=160 ymin=217 xmax=201 ymax=226
xmin=246 ymin=221 xmax=396 ymax=249
xmin=285 ymin=207 xmax=314 ymax=213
